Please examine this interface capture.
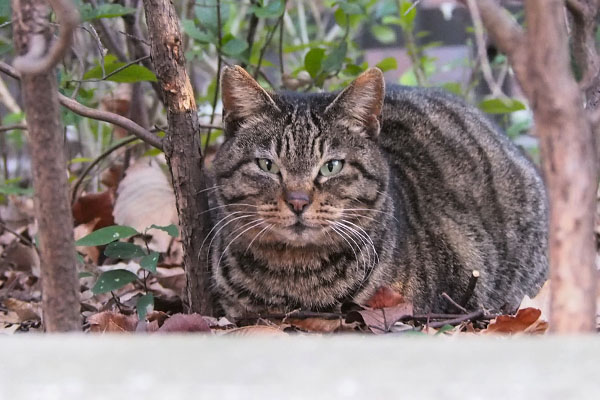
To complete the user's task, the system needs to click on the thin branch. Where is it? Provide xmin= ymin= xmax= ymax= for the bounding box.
xmin=88 ymin=0 xmax=128 ymax=62
xmin=71 ymin=135 xmax=138 ymax=203
xmin=457 ymin=0 xmax=528 ymax=93
xmin=0 ymin=61 xmax=163 ymax=150
xmin=465 ymin=0 xmax=505 ymax=98
xmin=13 ymin=0 xmax=80 ymax=75
xmin=459 ymin=270 xmax=480 ymax=308
xmin=240 ymin=0 xmax=259 ymax=69
xmin=67 ymin=55 xmax=151 ymax=83
xmin=0 ymin=221 xmax=35 ymax=248
xmin=441 ymin=292 xmax=469 ymax=313
xmin=278 ymin=3 xmax=286 ymax=76
xmin=204 ymin=0 xmax=223 ymax=154
xmin=427 ymin=310 xmax=485 ymax=329
xmin=0 ymin=124 xmax=27 ymax=133
xmin=253 ymin=12 xmax=285 ymax=80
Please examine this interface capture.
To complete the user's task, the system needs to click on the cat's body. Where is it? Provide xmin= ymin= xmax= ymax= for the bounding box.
xmin=208 ymin=66 xmax=548 ymax=317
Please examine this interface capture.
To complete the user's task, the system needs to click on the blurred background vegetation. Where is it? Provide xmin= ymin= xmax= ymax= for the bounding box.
xmin=0 ymin=0 xmax=534 ymax=200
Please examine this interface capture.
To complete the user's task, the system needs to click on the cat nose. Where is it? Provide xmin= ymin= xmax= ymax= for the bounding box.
xmin=285 ymin=191 xmax=310 ymax=214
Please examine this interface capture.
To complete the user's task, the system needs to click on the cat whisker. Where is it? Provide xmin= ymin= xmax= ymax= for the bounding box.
xmin=338 ymin=219 xmax=380 ymax=280
xmin=331 ymin=221 xmax=372 ymax=281
xmin=244 ymin=224 xmax=273 ymax=255
xmin=328 ymin=221 xmax=368 ymax=279
xmin=216 ymin=220 xmax=266 ymax=274
xmin=195 ymin=184 xmax=224 ymax=195
xmin=338 ymin=212 xmax=379 ymax=223
xmin=201 ymin=213 xmax=257 ymax=264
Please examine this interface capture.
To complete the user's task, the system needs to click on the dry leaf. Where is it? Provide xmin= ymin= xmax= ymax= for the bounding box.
xmin=346 ymin=303 xmax=413 ymax=334
xmin=287 ymin=317 xmax=349 ymax=333
xmin=3 ymin=298 xmax=42 ymax=321
xmin=88 ymin=311 xmax=138 ymax=333
xmin=485 ymin=307 xmax=548 ymax=334
xmin=157 ymin=313 xmax=211 ymax=333
xmin=366 ymin=286 xmax=405 ymax=309
xmin=74 ymin=217 xmax=101 ymax=264
xmin=72 ymin=191 xmax=115 ymax=229
xmin=223 ymin=325 xmax=287 ymax=336
xmin=519 ymin=280 xmax=550 ymax=321
xmin=0 ymin=241 xmax=40 ymax=276
xmin=113 ymin=160 xmax=178 ymax=253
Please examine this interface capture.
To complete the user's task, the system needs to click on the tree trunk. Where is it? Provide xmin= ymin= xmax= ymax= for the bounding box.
xmin=142 ymin=0 xmax=213 ymax=315
xmin=524 ymin=0 xmax=598 ymax=333
xmin=11 ymin=0 xmax=81 ymax=331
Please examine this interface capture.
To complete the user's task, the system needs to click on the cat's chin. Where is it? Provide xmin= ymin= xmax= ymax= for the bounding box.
xmin=269 ymin=223 xmax=328 ymax=247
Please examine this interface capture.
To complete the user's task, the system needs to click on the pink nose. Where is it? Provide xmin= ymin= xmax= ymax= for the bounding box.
xmin=286 ymin=191 xmax=310 ymax=214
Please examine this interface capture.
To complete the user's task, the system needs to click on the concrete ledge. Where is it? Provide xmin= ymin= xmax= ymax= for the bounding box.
xmin=1 ymin=335 xmax=598 ymax=399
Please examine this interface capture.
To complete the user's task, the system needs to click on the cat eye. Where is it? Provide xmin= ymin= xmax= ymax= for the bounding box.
xmin=319 ymin=160 xmax=344 ymax=176
xmin=257 ymin=158 xmax=280 ymax=174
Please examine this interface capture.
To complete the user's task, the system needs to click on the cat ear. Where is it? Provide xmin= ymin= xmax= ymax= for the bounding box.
xmin=325 ymin=68 xmax=385 ymax=137
xmin=221 ymin=65 xmax=280 ymax=126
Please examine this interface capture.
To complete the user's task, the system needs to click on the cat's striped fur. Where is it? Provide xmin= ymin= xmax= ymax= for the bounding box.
xmin=208 ymin=66 xmax=548 ymax=317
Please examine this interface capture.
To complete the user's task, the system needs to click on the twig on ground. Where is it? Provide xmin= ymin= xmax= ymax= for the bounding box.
xmin=427 ymin=310 xmax=485 ymax=329
xmin=441 ymin=292 xmax=468 ymax=313
xmin=460 ymin=270 xmax=480 ymax=308
xmin=0 ymin=221 xmax=35 ymax=248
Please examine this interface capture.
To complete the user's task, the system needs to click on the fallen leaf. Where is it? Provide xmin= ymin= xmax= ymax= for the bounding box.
xmin=157 ymin=313 xmax=211 ymax=333
xmin=287 ymin=317 xmax=350 ymax=333
xmin=72 ymin=191 xmax=115 ymax=229
xmin=0 ymin=241 xmax=40 ymax=276
xmin=223 ymin=325 xmax=287 ymax=336
xmin=366 ymin=286 xmax=405 ymax=309
xmin=519 ymin=280 xmax=550 ymax=321
xmin=346 ymin=303 xmax=413 ymax=334
xmin=484 ymin=307 xmax=548 ymax=334
xmin=88 ymin=311 xmax=138 ymax=333
xmin=74 ymin=217 xmax=101 ymax=263
xmin=2 ymin=298 xmax=41 ymax=321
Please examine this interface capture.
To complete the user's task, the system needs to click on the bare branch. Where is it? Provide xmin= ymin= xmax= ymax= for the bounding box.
xmin=0 ymin=61 xmax=163 ymax=150
xmin=13 ymin=0 xmax=80 ymax=74
xmin=0 ymin=123 xmax=27 ymax=132
xmin=464 ymin=0 xmax=505 ymax=98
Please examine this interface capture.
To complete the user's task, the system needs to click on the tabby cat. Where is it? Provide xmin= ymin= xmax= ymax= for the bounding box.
xmin=208 ymin=65 xmax=548 ymax=318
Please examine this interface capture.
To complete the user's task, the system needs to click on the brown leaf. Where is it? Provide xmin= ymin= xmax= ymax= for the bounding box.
xmin=366 ymin=286 xmax=405 ymax=309
xmin=223 ymin=325 xmax=287 ymax=336
xmin=0 ymin=241 xmax=40 ymax=276
xmin=74 ymin=217 xmax=101 ymax=263
xmin=88 ymin=311 xmax=138 ymax=333
xmin=113 ymin=161 xmax=178 ymax=253
xmin=72 ymin=191 xmax=115 ymax=229
xmin=346 ymin=303 xmax=413 ymax=334
xmin=485 ymin=307 xmax=548 ymax=334
xmin=157 ymin=313 xmax=211 ymax=333
xmin=2 ymin=298 xmax=41 ymax=321
xmin=287 ymin=317 xmax=350 ymax=333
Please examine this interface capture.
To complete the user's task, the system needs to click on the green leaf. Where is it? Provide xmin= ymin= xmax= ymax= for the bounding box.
xmin=399 ymin=0 xmax=417 ymax=28
xmin=83 ymin=55 xmax=157 ymax=83
xmin=182 ymin=19 xmax=215 ymax=44
xmin=79 ymin=3 xmax=136 ymax=21
xmin=92 ymin=269 xmax=139 ymax=294
xmin=338 ymin=1 xmax=363 ymax=15
xmin=304 ymin=48 xmax=326 ymax=78
xmin=0 ymin=185 xmax=33 ymax=196
xmin=441 ymin=82 xmax=463 ymax=96
xmin=371 ymin=25 xmax=396 ymax=44
xmin=148 ymin=224 xmax=179 ymax=238
xmin=344 ymin=63 xmax=366 ymax=76
xmin=323 ymin=42 xmax=348 ymax=72
xmin=195 ymin=0 xmax=230 ymax=34
xmin=478 ymin=98 xmax=526 ymax=114
xmin=137 ymin=293 xmax=154 ymax=320
xmin=76 ymin=253 xmax=86 ymax=265
xmin=222 ymin=38 xmax=249 ymax=56
xmin=78 ymin=271 xmax=93 ymax=278
xmin=75 ymin=225 xmax=138 ymax=247
xmin=140 ymin=252 xmax=159 ymax=273
xmin=376 ymin=57 xmax=397 ymax=72
xmin=104 ymin=242 xmax=147 ymax=259
xmin=68 ymin=157 xmax=94 ymax=164
xmin=252 ymin=0 xmax=285 ymax=18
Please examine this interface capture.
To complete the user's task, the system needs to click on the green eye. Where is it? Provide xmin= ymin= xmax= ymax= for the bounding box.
xmin=257 ymin=158 xmax=280 ymax=174
xmin=319 ymin=160 xmax=344 ymax=176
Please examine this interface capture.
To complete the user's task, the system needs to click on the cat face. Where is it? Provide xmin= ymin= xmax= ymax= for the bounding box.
xmin=212 ymin=67 xmax=389 ymax=249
